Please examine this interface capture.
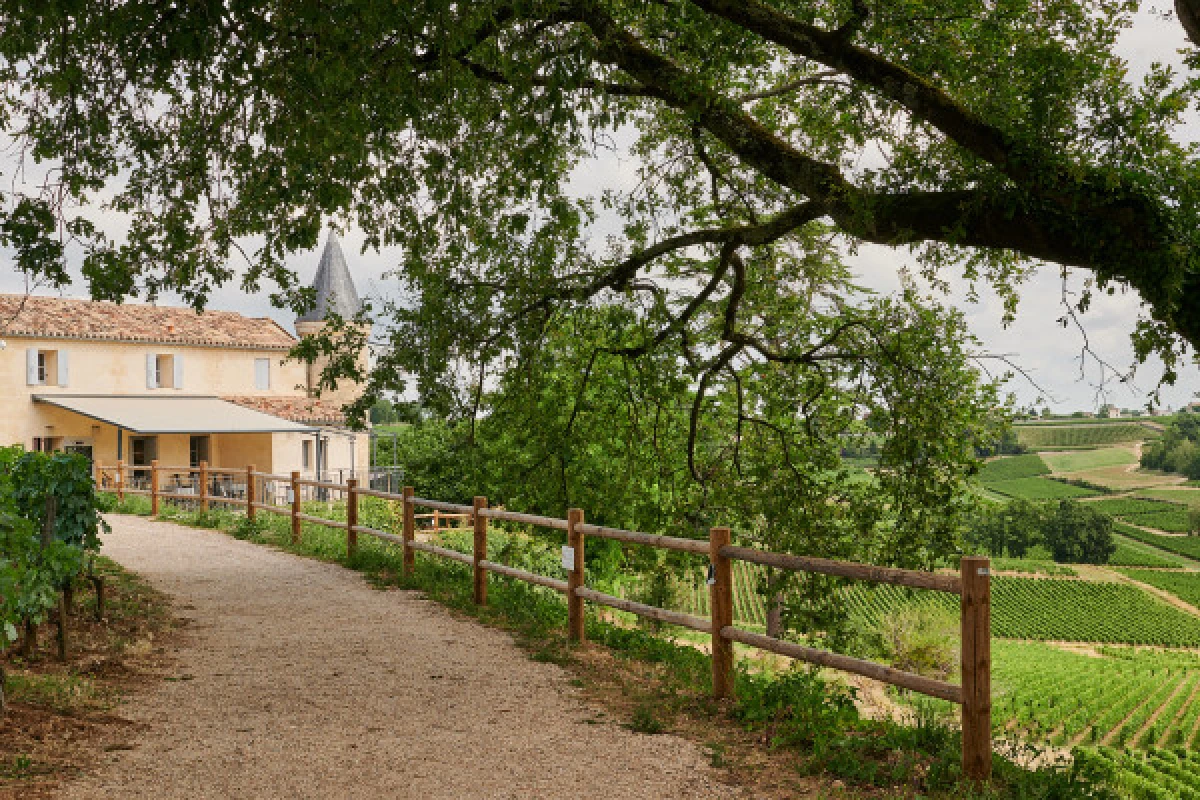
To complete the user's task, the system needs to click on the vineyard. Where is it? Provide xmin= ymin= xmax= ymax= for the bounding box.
xmin=841 ymin=578 xmax=1200 ymax=647
xmin=989 ymin=643 xmax=1200 ymax=751
xmin=1014 ymin=423 xmax=1151 ymax=449
xmin=670 ymin=566 xmax=1200 ymax=646
xmin=1116 ymin=524 xmax=1200 ymax=560
xmin=1042 ymin=448 xmax=1138 ymax=473
xmin=984 ymin=477 xmax=1099 ymax=500
xmin=1077 ymin=747 xmax=1200 ymax=797
xmin=978 ymin=454 xmax=1050 ymax=481
xmin=1110 ymin=539 xmax=1185 ymax=568
xmin=1119 ymin=570 xmax=1200 ymax=609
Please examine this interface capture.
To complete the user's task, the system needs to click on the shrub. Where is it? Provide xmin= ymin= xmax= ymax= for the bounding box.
xmin=876 ymin=607 xmax=959 ymax=681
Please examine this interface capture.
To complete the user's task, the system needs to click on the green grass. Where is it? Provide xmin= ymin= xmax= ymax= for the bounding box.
xmin=1015 ymin=423 xmax=1150 ymax=448
xmin=984 ymin=477 xmax=1099 ymax=500
xmin=1041 ymin=447 xmax=1137 ymax=473
xmin=1136 ymin=488 xmax=1200 ymax=507
xmin=1091 ymin=498 xmax=1179 ymax=516
xmin=977 ymin=454 xmax=1050 ymax=481
xmin=1109 ymin=537 xmax=1185 ymax=568
xmin=1115 ymin=523 xmax=1200 ymax=561
xmin=989 ymin=558 xmax=1077 ymax=576
xmin=1118 ymin=569 xmax=1200 ymax=608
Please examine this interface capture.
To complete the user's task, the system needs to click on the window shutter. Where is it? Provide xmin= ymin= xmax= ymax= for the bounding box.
xmin=255 ymin=358 xmax=270 ymax=390
xmin=146 ymin=353 xmax=158 ymax=389
xmin=57 ymin=350 xmax=69 ymax=387
xmin=26 ymin=348 xmax=38 ymax=385
xmin=174 ymin=355 xmax=184 ymax=389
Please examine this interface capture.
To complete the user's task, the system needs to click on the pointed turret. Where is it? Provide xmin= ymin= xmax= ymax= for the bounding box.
xmin=294 ymin=231 xmax=369 ymax=405
xmin=297 ymin=232 xmax=361 ymax=323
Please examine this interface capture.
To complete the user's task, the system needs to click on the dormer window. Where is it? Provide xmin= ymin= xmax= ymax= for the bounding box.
xmin=26 ymin=348 xmax=67 ymax=387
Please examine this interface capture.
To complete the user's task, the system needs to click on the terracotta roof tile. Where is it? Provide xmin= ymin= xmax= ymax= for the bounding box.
xmin=0 ymin=294 xmax=295 ymax=350
xmin=222 ymin=395 xmax=347 ymax=425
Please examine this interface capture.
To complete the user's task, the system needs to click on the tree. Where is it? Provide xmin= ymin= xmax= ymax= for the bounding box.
xmin=1043 ymin=500 xmax=1115 ymax=565
xmin=0 ymin=2 xmax=1193 ymax=589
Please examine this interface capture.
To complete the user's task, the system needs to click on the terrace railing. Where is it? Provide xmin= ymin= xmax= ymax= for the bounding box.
xmin=95 ymin=460 xmax=993 ymax=781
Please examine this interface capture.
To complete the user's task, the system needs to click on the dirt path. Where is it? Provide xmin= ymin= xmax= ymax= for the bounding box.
xmin=64 ymin=515 xmax=740 ymax=800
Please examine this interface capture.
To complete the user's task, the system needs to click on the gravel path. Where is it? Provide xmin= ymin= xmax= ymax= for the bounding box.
xmin=66 ymin=515 xmax=740 ymax=799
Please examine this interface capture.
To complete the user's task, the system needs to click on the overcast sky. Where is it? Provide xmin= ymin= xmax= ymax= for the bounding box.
xmin=1 ymin=3 xmax=1196 ymax=413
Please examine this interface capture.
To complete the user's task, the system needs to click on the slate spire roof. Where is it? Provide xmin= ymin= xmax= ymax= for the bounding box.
xmin=297 ymin=231 xmax=361 ymax=323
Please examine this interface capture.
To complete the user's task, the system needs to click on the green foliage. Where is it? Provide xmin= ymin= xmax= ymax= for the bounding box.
xmin=873 ymin=606 xmax=959 ymax=681
xmin=3 ymin=448 xmax=107 ymax=550
xmin=978 ymin=455 xmax=1051 ymax=482
xmin=1141 ymin=415 xmax=1200 ymax=479
xmin=964 ymin=499 xmax=1114 ymax=564
xmin=0 ymin=446 xmax=105 ymax=650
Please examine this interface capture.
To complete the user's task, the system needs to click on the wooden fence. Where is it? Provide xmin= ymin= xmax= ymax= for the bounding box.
xmin=96 ymin=459 xmax=993 ymax=781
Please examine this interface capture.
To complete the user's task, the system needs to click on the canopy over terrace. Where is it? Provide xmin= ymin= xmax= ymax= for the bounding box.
xmin=32 ymin=395 xmax=318 ymax=478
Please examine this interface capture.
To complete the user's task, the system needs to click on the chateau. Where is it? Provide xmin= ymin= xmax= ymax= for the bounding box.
xmin=0 ymin=233 xmax=370 ymax=481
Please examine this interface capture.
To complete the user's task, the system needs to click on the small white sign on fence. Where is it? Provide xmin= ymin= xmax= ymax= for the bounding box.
xmin=286 ymin=487 xmax=294 ymax=503
xmin=561 ymin=545 xmax=575 ymax=572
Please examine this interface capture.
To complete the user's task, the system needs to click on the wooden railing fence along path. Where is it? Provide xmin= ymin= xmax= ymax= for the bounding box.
xmin=95 ymin=459 xmax=993 ymax=781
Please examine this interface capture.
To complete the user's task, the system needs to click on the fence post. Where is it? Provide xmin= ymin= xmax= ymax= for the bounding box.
xmin=473 ymin=496 xmax=488 ymax=605
xmin=246 ymin=465 xmax=256 ymax=523
xmin=567 ymin=509 xmax=585 ymax=643
xmin=710 ymin=526 xmax=734 ymax=700
xmin=434 ymin=508 xmax=440 ymax=532
xmin=199 ymin=460 xmax=209 ymax=513
xmin=961 ymin=555 xmax=992 ymax=783
xmin=402 ymin=486 xmax=415 ymax=578
xmin=150 ymin=460 xmax=160 ymax=516
xmin=346 ymin=478 xmax=358 ymax=560
xmin=290 ymin=471 xmax=302 ymax=544
xmin=116 ymin=460 xmax=125 ymax=502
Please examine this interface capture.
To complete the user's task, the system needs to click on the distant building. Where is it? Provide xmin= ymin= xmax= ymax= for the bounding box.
xmin=1099 ymin=404 xmax=1122 ymax=418
xmin=0 ymin=232 xmax=370 ymax=482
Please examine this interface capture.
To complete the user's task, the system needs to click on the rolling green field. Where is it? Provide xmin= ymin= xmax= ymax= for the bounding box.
xmin=1116 ymin=524 xmax=1200 ymax=561
xmin=1119 ymin=569 xmax=1200 ymax=608
xmin=1015 ymin=423 xmax=1150 ymax=449
xmin=842 ymin=578 xmax=1200 ymax=647
xmin=1110 ymin=538 xmax=1185 ymax=568
xmin=1138 ymin=489 xmax=1200 ymax=507
xmin=989 ymin=643 xmax=1200 ymax=750
xmin=978 ymin=453 xmax=1050 ymax=481
xmin=1076 ymin=747 xmax=1200 ymax=797
xmin=1042 ymin=447 xmax=1138 ymax=473
xmin=984 ymin=477 xmax=1099 ymax=500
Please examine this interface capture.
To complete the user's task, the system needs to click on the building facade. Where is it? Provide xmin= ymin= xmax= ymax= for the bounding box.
xmin=0 ymin=233 xmax=370 ymax=482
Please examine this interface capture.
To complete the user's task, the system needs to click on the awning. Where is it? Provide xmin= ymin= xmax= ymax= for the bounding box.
xmin=33 ymin=394 xmax=318 ymax=434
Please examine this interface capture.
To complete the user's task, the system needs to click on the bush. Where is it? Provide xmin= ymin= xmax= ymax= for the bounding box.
xmin=876 ymin=607 xmax=958 ymax=680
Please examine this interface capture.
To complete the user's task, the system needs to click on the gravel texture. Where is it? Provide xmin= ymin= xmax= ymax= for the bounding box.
xmin=64 ymin=515 xmax=740 ymax=799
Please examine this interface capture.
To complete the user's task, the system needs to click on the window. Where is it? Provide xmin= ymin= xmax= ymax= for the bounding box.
xmin=190 ymin=435 xmax=210 ymax=468
xmin=32 ymin=437 xmax=60 ymax=453
xmin=129 ymin=436 xmax=158 ymax=466
xmin=147 ymin=353 xmax=183 ymax=389
xmin=301 ymin=440 xmax=312 ymax=469
xmin=155 ymin=355 xmax=174 ymax=388
xmin=254 ymin=358 xmax=271 ymax=390
xmin=26 ymin=348 xmax=66 ymax=386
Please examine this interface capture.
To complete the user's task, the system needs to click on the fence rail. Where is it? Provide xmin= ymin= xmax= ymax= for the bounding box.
xmin=95 ymin=460 xmax=993 ymax=782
